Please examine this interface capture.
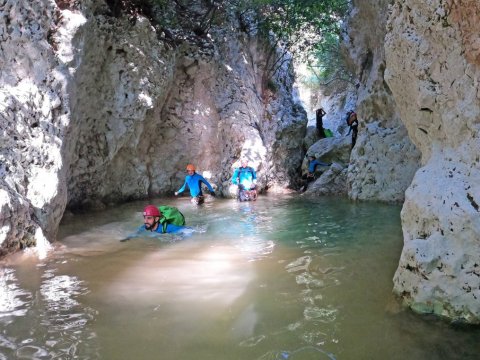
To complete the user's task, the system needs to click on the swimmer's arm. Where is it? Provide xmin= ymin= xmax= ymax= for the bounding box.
xmin=120 ymin=226 xmax=145 ymax=242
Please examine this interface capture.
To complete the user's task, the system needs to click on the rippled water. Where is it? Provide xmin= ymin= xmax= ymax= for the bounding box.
xmin=1 ymin=194 xmax=479 ymax=359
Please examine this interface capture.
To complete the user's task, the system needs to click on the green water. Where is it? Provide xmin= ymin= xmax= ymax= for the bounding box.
xmin=1 ymin=194 xmax=479 ymax=359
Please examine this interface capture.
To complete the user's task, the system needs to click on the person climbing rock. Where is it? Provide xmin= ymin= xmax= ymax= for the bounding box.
xmin=316 ymin=108 xmax=327 ymax=138
xmin=299 ymin=155 xmax=331 ymax=192
xmin=231 ymin=159 xmax=257 ymax=201
xmin=305 ymin=154 xmax=331 ymax=179
xmin=346 ymin=110 xmax=359 ymax=149
xmin=175 ymin=164 xmax=216 ymax=205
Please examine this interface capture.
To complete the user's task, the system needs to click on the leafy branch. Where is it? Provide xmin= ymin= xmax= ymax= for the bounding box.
xmin=233 ymin=0 xmax=351 ymax=91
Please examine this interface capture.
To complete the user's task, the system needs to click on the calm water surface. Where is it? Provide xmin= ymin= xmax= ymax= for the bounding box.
xmin=1 ymin=194 xmax=479 ymax=359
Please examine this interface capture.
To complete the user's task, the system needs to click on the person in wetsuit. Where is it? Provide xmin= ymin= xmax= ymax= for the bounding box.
xmin=120 ymin=205 xmax=187 ymax=241
xmin=316 ymin=108 xmax=327 ymax=138
xmin=304 ymin=155 xmax=331 ymax=180
xmin=299 ymin=155 xmax=332 ymax=192
xmin=346 ymin=110 xmax=359 ymax=149
xmin=232 ymin=159 xmax=257 ymax=201
xmin=175 ymin=164 xmax=215 ymax=204
xmin=141 ymin=205 xmax=185 ymax=233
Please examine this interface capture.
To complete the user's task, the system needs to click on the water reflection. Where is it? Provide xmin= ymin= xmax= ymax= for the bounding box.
xmin=41 ymin=270 xmax=84 ymax=311
xmin=0 ymin=263 xmax=98 ymax=359
xmin=0 ymin=268 xmax=31 ymax=318
xmin=2 ymin=195 xmax=480 ymax=359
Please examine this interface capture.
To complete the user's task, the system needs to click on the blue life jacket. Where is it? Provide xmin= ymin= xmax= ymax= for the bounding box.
xmin=232 ymin=166 xmax=256 ymax=188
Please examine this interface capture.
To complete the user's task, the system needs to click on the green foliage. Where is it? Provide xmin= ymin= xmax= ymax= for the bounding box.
xmin=303 ymin=31 xmax=354 ymax=88
xmin=111 ymin=0 xmax=352 ymax=88
xmin=231 ymin=0 xmax=351 ymax=89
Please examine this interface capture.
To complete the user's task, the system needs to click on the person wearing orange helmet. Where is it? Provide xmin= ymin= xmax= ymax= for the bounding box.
xmin=175 ymin=164 xmax=215 ymax=204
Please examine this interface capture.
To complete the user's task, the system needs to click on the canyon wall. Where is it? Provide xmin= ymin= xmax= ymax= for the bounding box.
xmin=385 ymin=0 xmax=480 ymax=322
xmin=343 ymin=0 xmax=421 ymax=202
xmin=2 ymin=0 xmax=479 ymax=325
xmin=0 ymin=0 xmax=306 ymax=255
xmin=0 ymin=0 xmax=71 ymax=255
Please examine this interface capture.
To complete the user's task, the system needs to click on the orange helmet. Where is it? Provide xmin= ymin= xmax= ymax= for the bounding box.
xmin=186 ymin=164 xmax=196 ymax=171
xmin=143 ymin=205 xmax=160 ymax=217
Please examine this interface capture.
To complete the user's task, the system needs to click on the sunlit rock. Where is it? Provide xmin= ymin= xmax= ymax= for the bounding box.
xmin=385 ymin=0 xmax=480 ymax=323
xmin=0 ymin=0 xmax=306 ymax=257
xmin=342 ymin=0 xmax=421 ymax=202
xmin=0 ymin=0 xmax=70 ymax=254
xmin=347 ymin=122 xmax=419 ymax=202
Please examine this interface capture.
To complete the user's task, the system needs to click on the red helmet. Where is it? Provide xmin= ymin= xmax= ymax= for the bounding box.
xmin=186 ymin=164 xmax=196 ymax=171
xmin=143 ymin=205 xmax=160 ymax=217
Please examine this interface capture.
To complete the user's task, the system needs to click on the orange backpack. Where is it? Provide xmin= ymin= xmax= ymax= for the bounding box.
xmin=347 ymin=112 xmax=357 ymax=126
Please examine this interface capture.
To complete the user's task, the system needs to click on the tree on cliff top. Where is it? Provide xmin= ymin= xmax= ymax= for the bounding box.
xmin=232 ymin=0 xmax=351 ymax=90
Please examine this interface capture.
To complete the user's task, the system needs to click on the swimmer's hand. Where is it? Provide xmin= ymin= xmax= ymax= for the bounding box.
xmin=120 ymin=235 xmax=135 ymax=242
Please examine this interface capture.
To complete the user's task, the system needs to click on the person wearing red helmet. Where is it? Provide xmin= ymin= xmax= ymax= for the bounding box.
xmin=175 ymin=164 xmax=216 ymax=205
xmin=142 ymin=205 xmax=185 ymax=233
xmin=120 ymin=205 xmax=188 ymax=241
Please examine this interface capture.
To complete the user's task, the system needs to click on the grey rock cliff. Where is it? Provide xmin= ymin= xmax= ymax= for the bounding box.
xmin=342 ymin=0 xmax=421 ymax=202
xmin=0 ymin=0 xmax=306 ymax=256
xmin=385 ymin=0 xmax=480 ymax=322
xmin=0 ymin=0 xmax=70 ymax=255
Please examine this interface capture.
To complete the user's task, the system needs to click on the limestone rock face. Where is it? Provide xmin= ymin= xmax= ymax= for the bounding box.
xmin=64 ymin=2 xmax=306 ymax=207
xmin=304 ymin=163 xmax=348 ymax=197
xmin=0 ymin=0 xmax=306 ymax=256
xmin=64 ymin=14 xmax=178 ymax=207
xmin=0 ymin=0 xmax=70 ymax=254
xmin=307 ymin=137 xmax=351 ymax=168
xmin=347 ymin=122 xmax=419 ymax=202
xmin=385 ymin=0 xmax=480 ymax=322
xmin=343 ymin=0 xmax=421 ymax=202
